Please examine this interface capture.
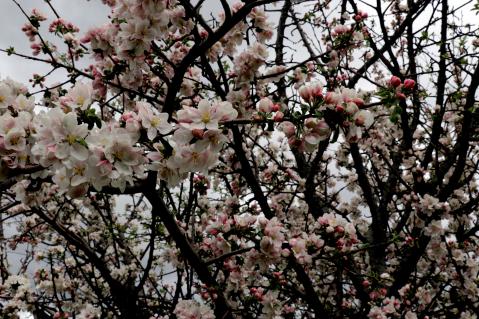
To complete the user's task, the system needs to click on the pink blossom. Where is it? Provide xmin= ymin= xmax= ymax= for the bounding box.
xmin=389 ymin=76 xmax=402 ymax=87
xmin=177 ymin=99 xmax=238 ymax=130
xmin=137 ymin=101 xmax=172 ymax=139
xmin=403 ymin=79 xmax=416 ymax=89
xmin=257 ymin=97 xmax=274 ymax=113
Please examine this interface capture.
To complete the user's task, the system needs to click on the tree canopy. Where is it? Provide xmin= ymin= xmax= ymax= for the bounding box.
xmin=1 ymin=0 xmax=479 ymax=318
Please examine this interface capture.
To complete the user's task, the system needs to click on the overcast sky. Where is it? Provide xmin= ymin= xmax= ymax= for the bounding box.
xmin=0 ymin=0 xmax=110 ymax=259
xmin=0 ymin=0 xmax=109 ymax=85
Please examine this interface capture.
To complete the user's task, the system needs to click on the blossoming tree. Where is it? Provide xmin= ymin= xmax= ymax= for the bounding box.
xmin=1 ymin=0 xmax=479 ymax=318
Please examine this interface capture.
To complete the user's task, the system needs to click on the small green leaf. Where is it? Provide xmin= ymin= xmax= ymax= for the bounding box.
xmin=6 ymin=47 xmax=15 ymax=56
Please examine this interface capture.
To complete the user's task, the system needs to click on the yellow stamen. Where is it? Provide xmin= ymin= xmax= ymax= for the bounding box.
xmin=77 ymin=96 xmax=85 ymax=105
xmin=151 ymin=116 xmax=160 ymax=127
xmin=201 ymin=113 xmax=210 ymax=124
xmin=73 ymin=166 xmax=85 ymax=176
xmin=66 ymin=135 xmax=76 ymax=145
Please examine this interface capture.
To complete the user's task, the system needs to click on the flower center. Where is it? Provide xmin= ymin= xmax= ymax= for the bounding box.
xmin=113 ymin=151 xmax=124 ymax=161
xmin=151 ymin=116 xmax=160 ymax=127
xmin=191 ymin=152 xmax=199 ymax=162
xmin=201 ymin=113 xmax=210 ymax=124
xmin=10 ymin=135 xmax=20 ymax=145
xmin=66 ymin=134 xmax=76 ymax=145
xmin=77 ymin=96 xmax=85 ymax=105
xmin=73 ymin=166 xmax=85 ymax=176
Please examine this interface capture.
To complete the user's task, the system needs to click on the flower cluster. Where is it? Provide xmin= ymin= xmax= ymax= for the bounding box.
xmin=173 ymin=300 xmax=215 ymax=319
xmin=377 ymin=75 xmax=416 ymax=123
xmin=278 ymin=82 xmax=374 ymax=150
xmin=0 ymin=77 xmax=239 ymax=197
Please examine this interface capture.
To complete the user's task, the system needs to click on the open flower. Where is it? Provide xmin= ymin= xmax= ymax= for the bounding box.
xmin=54 ymin=112 xmax=89 ymax=161
xmin=303 ymin=118 xmax=331 ymax=148
xmin=168 ymin=143 xmax=217 ymax=174
xmin=0 ymin=83 xmax=14 ymax=110
xmin=32 ymin=109 xmax=90 ymax=162
xmin=137 ymin=101 xmax=172 ymax=139
xmin=177 ymin=99 xmax=238 ymax=130
xmin=3 ymin=128 xmax=27 ymax=152
xmin=62 ymin=82 xmax=93 ymax=110
xmin=353 ymin=110 xmax=374 ymax=128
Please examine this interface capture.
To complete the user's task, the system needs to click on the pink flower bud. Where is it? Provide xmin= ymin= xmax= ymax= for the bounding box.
xmin=396 ymin=92 xmax=406 ymax=100
xmin=351 ymin=97 xmax=364 ymax=107
xmin=299 ymin=85 xmax=313 ymax=102
xmin=257 ymin=97 xmax=274 ymax=113
xmin=192 ymin=129 xmax=205 ymax=139
xmin=403 ymin=79 xmax=415 ymax=89
xmin=288 ymin=137 xmax=304 ymax=150
xmin=271 ymin=103 xmax=280 ymax=112
xmin=311 ymin=83 xmax=323 ymax=98
xmin=354 ymin=11 xmax=368 ymax=21
xmin=279 ymin=121 xmax=296 ymax=137
xmin=325 ymin=92 xmax=340 ymax=105
xmin=298 ymin=83 xmax=323 ymax=102
xmin=355 ymin=116 xmax=365 ymax=126
xmin=389 ymin=76 xmax=401 ymax=87
xmin=335 ymin=104 xmax=345 ymax=112
xmin=121 ymin=112 xmax=134 ymax=121
xmin=200 ymin=30 xmax=208 ymax=39
xmin=316 ymin=120 xmax=330 ymax=136
xmin=273 ymin=111 xmax=284 ymax=122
